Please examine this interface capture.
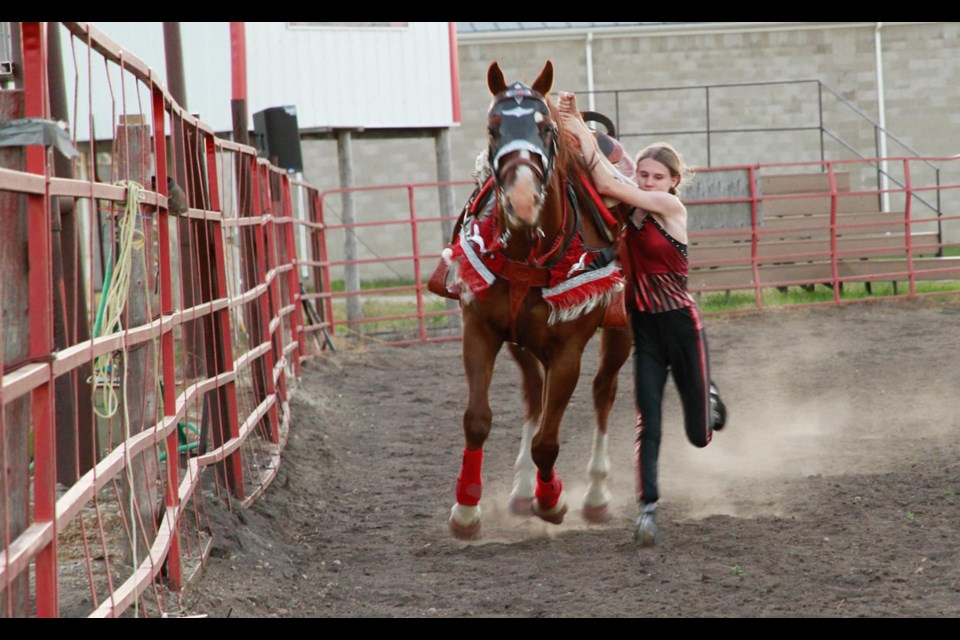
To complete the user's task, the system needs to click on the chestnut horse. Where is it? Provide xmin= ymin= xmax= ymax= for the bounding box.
xmin=441 ymin=61 xmax=633 ymax=539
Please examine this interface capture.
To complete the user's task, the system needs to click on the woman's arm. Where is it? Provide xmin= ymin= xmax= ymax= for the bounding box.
xmin=557 ymin=91 xmax=684 ymax=221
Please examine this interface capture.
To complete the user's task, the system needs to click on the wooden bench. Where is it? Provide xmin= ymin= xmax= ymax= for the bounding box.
xmin=685 ymin=171 xmax=957 ymax=293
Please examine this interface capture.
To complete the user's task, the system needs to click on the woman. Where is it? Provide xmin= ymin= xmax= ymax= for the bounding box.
xmin=557 ymin=91 xmax=728 ymax=547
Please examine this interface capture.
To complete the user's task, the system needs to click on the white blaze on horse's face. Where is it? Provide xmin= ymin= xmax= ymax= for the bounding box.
xmin=490 ymin=105 xmax=551 ymax=232
xmin=500 ymin=148 xmax=545 ymax=230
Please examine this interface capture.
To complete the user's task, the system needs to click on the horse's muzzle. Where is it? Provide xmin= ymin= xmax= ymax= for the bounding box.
xmin=497 ymin=153 xmax=547 ymax=229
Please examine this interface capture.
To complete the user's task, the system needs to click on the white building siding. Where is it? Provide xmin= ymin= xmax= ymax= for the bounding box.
xmin=69 ymin=21 xmax=456 ymax=138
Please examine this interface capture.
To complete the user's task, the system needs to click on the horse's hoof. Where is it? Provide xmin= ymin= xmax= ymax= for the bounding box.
xmin=533 ymin=500 xmax=568 ymax=525
xmin=449 ymin=517 xmax=481 ymax=540
xmin=582 ymin=503 xmax=612 ymax=524
xmin=450 ymin=503 xmax=481 ymax=540
xmin=508 ymin=496 xmax=534 ymax=517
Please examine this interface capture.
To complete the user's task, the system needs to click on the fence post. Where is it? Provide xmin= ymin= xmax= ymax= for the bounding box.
xmin=281 ymin=174 xmax=305 ymax=377
xmin=202 ymin=130 xmax=244 ymax=497
xmin=47 ymin=22 xmax=96 ymax=483
xmin=151 ymin=84 xmax=183 ymax=591
xmin=0 ymin=86 xmax=31 ymax=620
xmin=232 ymin=86 xmax=271 ymax=450
xmin=20 ymin=21 xmax=58 ymax=618
xmin=337 ymin=130 xmax=362 ymax=335
xmin=434 ymin=128 xmax=461 ymax=332
xmin=264 ymin=169 xmax=288 ymax=438
xmin=114 ymin=114 xmax=160 ymax=568
xmin=250 ymin=160 xmax=280 ymax=444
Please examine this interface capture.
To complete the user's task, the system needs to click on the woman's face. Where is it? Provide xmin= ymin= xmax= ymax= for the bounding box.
xmin=636 ymin=157 xmax=678 ymax=193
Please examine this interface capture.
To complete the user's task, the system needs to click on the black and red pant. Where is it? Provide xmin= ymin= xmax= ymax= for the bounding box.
xmin=630 ymin=304 xmax=714 ymax=506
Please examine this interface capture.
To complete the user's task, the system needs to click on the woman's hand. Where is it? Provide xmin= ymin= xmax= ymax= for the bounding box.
xmin=557 ymin=91 xmax=599 ymax=164
xmin=557 ymin=91 xmax=580 ymax=116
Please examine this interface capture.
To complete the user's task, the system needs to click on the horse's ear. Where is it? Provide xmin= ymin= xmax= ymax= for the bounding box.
xmin=532 ymin=60 xmax=554 ymax=97
xmin=487 ymin=62 xmax=507 ymax=96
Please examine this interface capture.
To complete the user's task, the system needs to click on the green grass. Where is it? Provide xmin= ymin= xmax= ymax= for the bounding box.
xmin=327 ymin=284 xmax=456 ymax=340
xmin=325 ymin=278 xmax=417 ymax=293
xmin=320 ymin=276 xmax=960 ymax=337
xmin=696 ymin=280 xmax=960 ymax=313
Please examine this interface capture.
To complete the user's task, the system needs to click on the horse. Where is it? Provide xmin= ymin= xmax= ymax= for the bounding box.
xmin=437 ymin=60 xmax=634 ymax=539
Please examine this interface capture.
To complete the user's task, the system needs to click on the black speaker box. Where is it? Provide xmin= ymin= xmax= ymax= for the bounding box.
xmin=252 ymin=106 xmax=304 ymax=173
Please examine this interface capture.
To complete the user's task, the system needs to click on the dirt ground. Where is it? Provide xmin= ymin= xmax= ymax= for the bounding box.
xmin=178 ymin=296 xmax=960 ymax=618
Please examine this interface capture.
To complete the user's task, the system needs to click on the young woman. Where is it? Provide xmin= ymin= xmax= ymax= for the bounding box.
xmin=557 ymin=91 xmax=728 ymax=546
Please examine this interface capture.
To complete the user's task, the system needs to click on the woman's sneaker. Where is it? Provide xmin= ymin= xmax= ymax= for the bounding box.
xmin=633 ymin=502 xmax=659 ymax=547
xmin=710 ymin=383 xmax=727 ymax=431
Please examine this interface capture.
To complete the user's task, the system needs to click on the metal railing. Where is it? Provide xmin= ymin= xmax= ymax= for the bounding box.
xmin=580 ymin=77 xmax=943 ymax=243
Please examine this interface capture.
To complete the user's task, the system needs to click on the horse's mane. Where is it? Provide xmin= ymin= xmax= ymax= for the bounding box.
xmin=546 ymin=96 xmax=588 ymax=186
xmin=546 ymin=95 xmax=625 ymax=244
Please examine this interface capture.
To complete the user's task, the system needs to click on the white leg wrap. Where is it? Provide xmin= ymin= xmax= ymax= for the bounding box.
xmin=511 ymin=419 xmax=537 ymax=500
xmin=450 ymin=503 xmax=481 ymax=527
xmin=583 ymin=429 xmax=611 ymax=508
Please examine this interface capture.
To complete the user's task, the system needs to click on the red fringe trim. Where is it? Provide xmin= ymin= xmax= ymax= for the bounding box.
xmin=543 ymin=272 xmax=624 ymax=318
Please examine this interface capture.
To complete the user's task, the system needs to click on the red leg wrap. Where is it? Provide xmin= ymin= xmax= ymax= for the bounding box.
xmin=455 ymin=447 xmax=483 ymax=506
xmin=535 ymin=469 xmax=563 ymax=509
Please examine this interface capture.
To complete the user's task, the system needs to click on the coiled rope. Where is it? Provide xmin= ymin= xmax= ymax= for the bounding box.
xmin=91 ymin=180 xmax=145 ymax=419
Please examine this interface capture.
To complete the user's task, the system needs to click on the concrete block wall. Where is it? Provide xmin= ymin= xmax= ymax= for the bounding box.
xmin=297 ymin=23 xmax=960 ymax=279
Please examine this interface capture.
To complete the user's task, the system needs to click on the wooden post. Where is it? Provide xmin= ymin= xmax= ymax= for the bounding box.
xmin=434 ymin=127 xmax=461 ymax=331
xmin=114 ymin=114 xmax=160 ymax=567
xmin=48 ymin=23 xmax=96 ymax=482
xmin=170 ymin=113 xmax=202 ymax=384
xmin=337 ymin=130 xmax=362 ymax=335
xmin=201 ymin=131 xmax=245 ymax=498
xmin=183 ymin=124 xmax=238 ymax=496
xmin=0 ymin=88 xmax=31 ymax=619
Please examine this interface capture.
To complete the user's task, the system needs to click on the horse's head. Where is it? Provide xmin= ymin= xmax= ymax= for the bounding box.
xmin=486 ymin=60 xmax=559 ymax=233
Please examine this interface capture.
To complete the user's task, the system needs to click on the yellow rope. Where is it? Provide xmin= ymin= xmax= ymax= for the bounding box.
xmin=91 ymin=180 xmax=145 ymax=420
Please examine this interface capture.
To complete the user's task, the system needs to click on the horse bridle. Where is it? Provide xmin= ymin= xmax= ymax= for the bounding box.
xmin=487 ymin=82 xmax=559 ymax=207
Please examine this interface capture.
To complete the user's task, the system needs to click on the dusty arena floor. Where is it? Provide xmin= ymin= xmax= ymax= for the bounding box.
xmin=179 ymin=297 xmax=960 ymax=618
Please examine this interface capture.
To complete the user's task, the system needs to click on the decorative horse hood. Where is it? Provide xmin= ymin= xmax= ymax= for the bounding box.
xmin=487 ymin=81 xmax=557 ymax=190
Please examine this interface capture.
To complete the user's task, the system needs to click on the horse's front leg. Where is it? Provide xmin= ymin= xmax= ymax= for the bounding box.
xmin=583 ymin=326 xmax=633 ymax=523
xmin=530 ymin=350 xmax=584 ymax=525
xmin=450 ymin=316 xmax=503 ymax=540
xmin=506 ymin=344 xmax=543 ymax=516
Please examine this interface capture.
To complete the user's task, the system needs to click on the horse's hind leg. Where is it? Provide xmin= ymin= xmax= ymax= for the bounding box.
xmin=583 ymin=326 xmax=632 ymax=524
xmin=450 ymin=319 xmax=503 ymax=540
xmin=506 ymin=344 xmax=543 ymax=516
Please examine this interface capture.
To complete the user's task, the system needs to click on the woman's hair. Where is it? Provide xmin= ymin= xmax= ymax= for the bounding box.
xmin=634 ymin=142 xmax=693 ymax=197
